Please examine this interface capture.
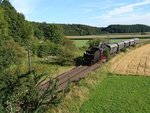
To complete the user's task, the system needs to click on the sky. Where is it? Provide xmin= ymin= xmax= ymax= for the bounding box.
xmin=9 ymin=0 xmax=150 ymax=27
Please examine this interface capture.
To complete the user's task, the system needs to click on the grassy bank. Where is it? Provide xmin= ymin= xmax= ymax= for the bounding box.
xmin=80 ymin=75 xmax=150 ymax=113
xmin=48 ymin=64 xmax=109 ymax=113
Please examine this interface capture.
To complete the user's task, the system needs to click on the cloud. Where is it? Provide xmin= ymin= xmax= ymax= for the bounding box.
xmin=105 ymin=0 xmax=150 ymax=18
xmin=10 ymin=0 xmax=38 ymax=15
xmin=95 ymin=13 xmax=150 ymax=27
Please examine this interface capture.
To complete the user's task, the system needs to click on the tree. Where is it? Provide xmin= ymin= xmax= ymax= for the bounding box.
xmin=0 ymin=70 xmax=62 ymax=113
xmin=87 ymin=38 xmax=108 ymax=48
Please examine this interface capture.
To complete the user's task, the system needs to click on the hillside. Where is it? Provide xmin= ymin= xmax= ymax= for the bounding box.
xmin=0 ymin=1 xmax=77 ymax=112
xmin=59 ymin=24 xmax=150 ymax=36
xmin=30 ymin=23 xmax=150 ymax=36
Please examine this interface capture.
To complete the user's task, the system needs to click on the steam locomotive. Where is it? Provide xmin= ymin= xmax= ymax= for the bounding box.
xmin=83 ymin=38 xmax=139 ymax=65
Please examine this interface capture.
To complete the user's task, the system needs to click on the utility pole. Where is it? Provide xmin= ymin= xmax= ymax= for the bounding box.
xmin=27 ymin=46 xmax=31 ymax=72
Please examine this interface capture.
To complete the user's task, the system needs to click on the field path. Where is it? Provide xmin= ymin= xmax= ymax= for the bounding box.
xmin=109 ymin=44 xmax=150 ymax=76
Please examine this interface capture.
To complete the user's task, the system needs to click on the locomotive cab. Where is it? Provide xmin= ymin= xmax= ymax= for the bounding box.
xmin=83 ymin=47 xmax=100 ymax=65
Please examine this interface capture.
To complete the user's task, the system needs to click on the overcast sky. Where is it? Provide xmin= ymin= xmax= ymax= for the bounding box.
xmin=9 ymin=0 xmax=150 ymax=27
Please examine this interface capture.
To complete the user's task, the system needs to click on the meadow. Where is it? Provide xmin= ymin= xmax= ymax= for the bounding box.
xmin=72 ymin=39 xmax=126 ymax=47
xmin=80 ymin=75 xmax=150 ymax=113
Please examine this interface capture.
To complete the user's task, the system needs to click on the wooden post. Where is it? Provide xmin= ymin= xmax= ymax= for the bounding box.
xmin=27 ymin=46 xmax=31 ymax=72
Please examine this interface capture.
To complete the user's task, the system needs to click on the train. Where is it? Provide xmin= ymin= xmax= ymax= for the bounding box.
xmin=83 ymin=38 xmax=139 ymax=65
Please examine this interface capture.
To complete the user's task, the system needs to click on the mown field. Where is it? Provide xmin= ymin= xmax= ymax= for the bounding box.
xmin=110 ymin=44 xmax=150 ymax=76
xmin=79 ymin=75 xmax=150 ymax=113
xmin=67 ymin=33 xmax=150 ymax=39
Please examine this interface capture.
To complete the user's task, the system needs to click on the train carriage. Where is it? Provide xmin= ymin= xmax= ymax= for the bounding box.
xmin=106 ymin=43 xmax=118 ymax=54
xmin=116 ymin=42 xmax=125 ymax=51
xmin=129 ymin=39 xmax=135 ymax=46
xmin=134 ymin=38 xmax=139 ymax=44
xmin=124 ymin=40 xmax=130 ymax=47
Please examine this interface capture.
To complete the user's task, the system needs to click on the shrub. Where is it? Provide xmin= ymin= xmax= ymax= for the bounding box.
xmin=103 ymin=48 xmax=110 ymax=62
xmin=87 ymin=38 xmax=109 ymax=48
xmin=57 ymin=47 xmax=75 ymax=66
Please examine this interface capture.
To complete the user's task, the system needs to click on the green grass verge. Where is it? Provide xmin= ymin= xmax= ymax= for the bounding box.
xmin=73 ymin=40 xmax=89 ymax=47
xmin=80 ymin=75 xmax=150 ymax=113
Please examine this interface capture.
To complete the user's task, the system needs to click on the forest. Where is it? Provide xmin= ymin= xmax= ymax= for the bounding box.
xmin=32 ymin=23 xmax=150 ymax=36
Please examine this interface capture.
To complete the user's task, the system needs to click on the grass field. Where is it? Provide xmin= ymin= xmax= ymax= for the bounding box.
xmin=73 ymin=39 xmax=126 ymax=47
xmin=73 ymin=40 xmax=89 ymax=47
xmin=80 ymin=75 xmax=150 ymax=113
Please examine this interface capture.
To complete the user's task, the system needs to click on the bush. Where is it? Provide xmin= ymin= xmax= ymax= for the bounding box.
xmin=87 ymin=38 xmax=109 ymax=48
xmin=103 ymin=48 xmax=110 ymax=62
xmin=31 ymin=41 xmax=62 ymax=58
xmin=0 ymin=40 xmax=26 ymax=70
xmin=57 ymin=47 xmax=75 ymax=66
xmin=121 ymin=48 xmax=127 ymax=52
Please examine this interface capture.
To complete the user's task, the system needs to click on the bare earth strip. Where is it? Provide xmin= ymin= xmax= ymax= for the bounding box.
xmin=109 ymin=44 xmax=150 ymax=76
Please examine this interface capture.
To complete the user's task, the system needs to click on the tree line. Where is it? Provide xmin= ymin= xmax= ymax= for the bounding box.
xmin=61 ymin=24 xmax=150 ymax=36
xmin=102 ymin=24 xmax=150 ymax=33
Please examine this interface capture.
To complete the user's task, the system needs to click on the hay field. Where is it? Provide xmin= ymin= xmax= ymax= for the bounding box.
xmin=110 ymin=44 xmax=150 ymax=76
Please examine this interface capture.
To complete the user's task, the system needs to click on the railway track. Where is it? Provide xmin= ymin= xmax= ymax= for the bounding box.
xmin=40 ymin=61 xmax=102 ymax=91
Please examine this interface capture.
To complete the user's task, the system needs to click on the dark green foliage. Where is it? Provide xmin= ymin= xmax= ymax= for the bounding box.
xmin=0 ymin=40 xmax=26 ymax=70
xmin=0 ymin=0 xmax=33 ymax=45
xmin=121 ymin=48 xmax=127 ymax=52
xmin=103 ymin=47 xmax=110 ymax=62
xmin=102 ymin=24 xmax=150 ymax=33
xmin=31 ymin=41 xmax=62 ymax=57
xmin=61 ymin=24 xmax=102 ymax=36
xmin=31 ymin=22 xmax=64 ymax=44
xmin=0 ymin=70 xmax=62 ymax=113
xmin=57 ymin=47 xmax=75 ymax=66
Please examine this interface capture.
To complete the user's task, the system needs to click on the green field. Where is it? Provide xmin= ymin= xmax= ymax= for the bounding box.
xmin=73 ymin=39 xmax=126 ymax=47
xmin=73 ymin=40 xmax=89 ymax=47
xmin=80 ymin=75 xmax=150 ymax=113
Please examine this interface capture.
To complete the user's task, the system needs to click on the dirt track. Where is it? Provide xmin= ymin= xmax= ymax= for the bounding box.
xmin=110 ymin=44 xmax=150 ymax=76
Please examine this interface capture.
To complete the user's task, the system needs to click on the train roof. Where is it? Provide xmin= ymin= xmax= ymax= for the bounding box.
xmin=106 ymin=43 xmax=118 ymax=48
xmin=116 ymin=42 xmax=124 ymax=45
xmin=124 ymin=40 xmax=130 ymax=43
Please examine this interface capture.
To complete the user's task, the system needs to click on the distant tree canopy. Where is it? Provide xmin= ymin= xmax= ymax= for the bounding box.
xmin=102 ymin=24 xmax=150 ymax=33
xmin=61 ymin=24 xmax=103 ymax=36
xmin=31 ymin=22 xmax=64 ymax=44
